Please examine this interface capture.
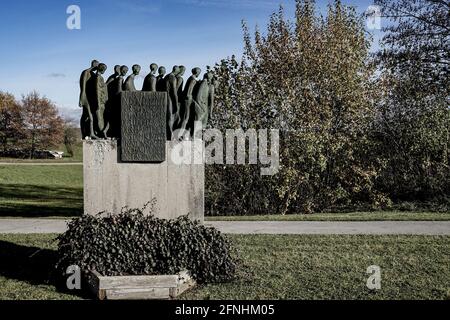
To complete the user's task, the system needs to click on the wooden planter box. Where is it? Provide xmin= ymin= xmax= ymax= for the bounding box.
xmin=86 ymin=270 xmax=196 ymax=300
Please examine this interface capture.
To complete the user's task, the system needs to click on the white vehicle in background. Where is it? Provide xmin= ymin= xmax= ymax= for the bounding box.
xmin=46 ymin=151 xmax=64 ymax=159
xmin=33 ymin=150 xmax=65 ymax=159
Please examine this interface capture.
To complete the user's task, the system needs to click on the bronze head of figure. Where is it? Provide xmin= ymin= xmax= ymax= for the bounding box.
xmin=132 ymin=64 xmax=141 ymax=76
xmin=97 ymin=63 xmax=107 ymax=74
xmin=192 ymin=67 xmax=201 ymax=78
xmin=120 ymin=65 xmax=129 ymax=77
xmin=179 ymin=65 xmax=186 ymax=77
xmin=171 ymin=65 xmax=181 ymax=75
xmin=114 ymin=65 xmax=120 ymax=75
xmin=91 ymin=60 xmax=100 ymax=69
xmin=150 ymin=63 xmax=158 ymax=74
xmin=158 ymin=66 xmax=166 ymax=77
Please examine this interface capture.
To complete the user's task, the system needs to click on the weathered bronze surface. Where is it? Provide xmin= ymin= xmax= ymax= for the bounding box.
xmin=194 ymin=72 xmax=213 ymax=129
xmin=120 ymin=91 xmax=167 ymax=162
xmin=181 ymin=67 xmax=201 ymax=136
xmin=123 ymin=64 xmax=141 ymax=92
xmin=79 ymin=60 xmax=99 ymax=139
xmin=142 ymin=63 xmax=158 ymax=92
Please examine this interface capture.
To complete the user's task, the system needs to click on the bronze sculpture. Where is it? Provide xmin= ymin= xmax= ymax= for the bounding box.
xmin=165 ymin=66 xmax=181 ymax=138
xmin=142 ymin=63 xmax=158 ymax=92
xmin=105 ymin=66 xmax=120 ymax=139
xmin=194 ymin=72 xmax=213 ymax=129
xmin=177 ymin=65 xmax=186 ymax=99
xmin=79 ymin=60 xmax=99 ymax=139
xmin=105 ymin=65 xmax=128 ymax=138
xmin=108 ymin=65 xmax=128 ymax=96
xmin=123 ymin=64 xmax=141 ymax=91
xmin=79 ymin=61 xmax=214 ymax=141
xmin=156 ymin=66 xmax=167 ymax=92
xmin=181 ymin=67 xmax=201 ymax=136
xmin=175 ymin=66 xmax=186 ymax=131
xmin=106 ymin=65 xmax=121 ymax=86
xmin=93 ymin=63 xmax=109 ymax=138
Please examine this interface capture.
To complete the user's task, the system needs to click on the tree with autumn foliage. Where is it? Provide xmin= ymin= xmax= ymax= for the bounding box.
xmin=21 ymin=91 xmax=64 ymax=159
xmin=208 ymin=0 xmax=382 ymax=215
xmin=0 ymin=91 xmax=24 ymax=153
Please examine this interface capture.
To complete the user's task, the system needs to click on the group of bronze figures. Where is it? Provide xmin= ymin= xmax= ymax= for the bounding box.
xmin=79 ymin=60 xmax=215 ymax=140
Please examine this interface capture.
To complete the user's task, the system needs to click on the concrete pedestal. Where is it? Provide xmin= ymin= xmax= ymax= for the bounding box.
xmin=83 ymin=140 xmax=204 ymax=222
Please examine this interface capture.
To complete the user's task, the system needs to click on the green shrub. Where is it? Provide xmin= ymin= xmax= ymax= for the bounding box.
xmin=207 ymin=2 xmax=383 ymax=216
xmin=55 ymin=208 xmax=239 ymax=284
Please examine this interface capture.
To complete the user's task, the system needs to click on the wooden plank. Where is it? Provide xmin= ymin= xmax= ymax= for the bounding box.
xmin=106 ymin=288 xmax=171 ymax=300
xmin=98 ymin=274 xmax=179 ymax=290
xmin=87 ymin=270 xmax=196 ymax=300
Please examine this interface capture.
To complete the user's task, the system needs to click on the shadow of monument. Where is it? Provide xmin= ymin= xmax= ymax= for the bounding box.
xmin=0 ymin=240 xmax=88 ymax=299
xmin=0 ymin=240 xmax=58 ymax=285
xmin=0 ymin=184 xmax=83 ymax=217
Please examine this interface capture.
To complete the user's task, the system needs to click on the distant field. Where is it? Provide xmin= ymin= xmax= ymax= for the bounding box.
xmin=0 ymin=165 xmax=83 ymax=217
xmin=0 ymin=234 xmax=448 ymax=300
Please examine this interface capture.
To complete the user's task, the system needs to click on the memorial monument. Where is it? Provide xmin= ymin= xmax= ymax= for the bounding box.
xmin=80 ymin=60 xmax=215 ymax=223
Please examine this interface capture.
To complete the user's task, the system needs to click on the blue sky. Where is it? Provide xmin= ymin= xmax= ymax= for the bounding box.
xmin=0 ymin=0 xmax=380 ymax=119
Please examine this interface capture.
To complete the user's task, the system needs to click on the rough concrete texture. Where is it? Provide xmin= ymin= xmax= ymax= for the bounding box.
xmin=83 ymin=140 xmax=204 ymax=222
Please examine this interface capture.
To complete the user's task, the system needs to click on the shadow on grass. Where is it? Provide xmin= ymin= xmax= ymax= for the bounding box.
xmin=0 ymin=240 xmax=88 ymax=299
xmin=0 ymin=184 xmax=83 ymax=217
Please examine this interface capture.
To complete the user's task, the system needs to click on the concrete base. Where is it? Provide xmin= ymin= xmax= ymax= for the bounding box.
xmin=83 ymin=140 xmax=204 ymax=222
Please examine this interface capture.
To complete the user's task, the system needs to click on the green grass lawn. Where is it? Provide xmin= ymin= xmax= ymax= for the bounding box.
xmin=0 ymin=165 xmax=83 ymax=218
xmin=0 ymin=233 xmax=448 ymax=300
xmin=206 ymin=211 xmax=450 ymax=221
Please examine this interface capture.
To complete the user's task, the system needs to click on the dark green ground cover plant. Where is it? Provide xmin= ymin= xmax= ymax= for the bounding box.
xmin=55 ymin=207 xmax=239 ymax=284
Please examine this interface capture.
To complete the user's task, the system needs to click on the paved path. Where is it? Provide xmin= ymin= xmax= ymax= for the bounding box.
xmin=208 ymin=221 xmax=450 ymax=235
xmin=0 ymin=162 xmax=82 ymax=166
xmin=0 ymin=219 xmax=449 ymax=235
xmin=0 ymin=219 xmax=69 ymax=234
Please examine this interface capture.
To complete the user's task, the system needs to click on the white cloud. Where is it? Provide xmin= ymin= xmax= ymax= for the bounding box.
xmin=47 ymin=73 xmax=67 ymax=78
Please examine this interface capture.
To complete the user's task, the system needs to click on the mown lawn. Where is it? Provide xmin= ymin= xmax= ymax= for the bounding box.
xmin=206 ymin=211 xmax=450 ymax=221
xmin=0 ymin=234 xmax=448 ymax=300
xmin=0 ymin=165 xmax=83 ymax=217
